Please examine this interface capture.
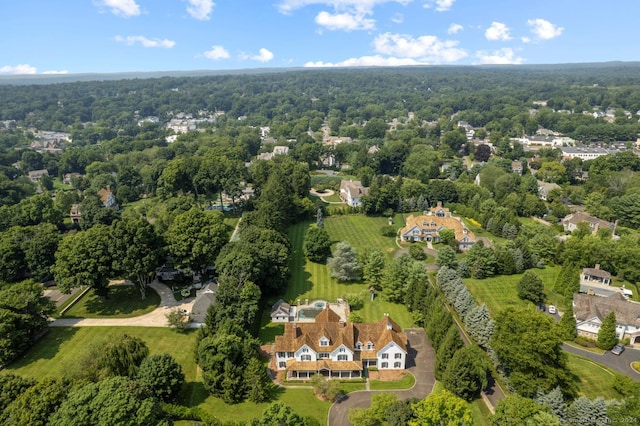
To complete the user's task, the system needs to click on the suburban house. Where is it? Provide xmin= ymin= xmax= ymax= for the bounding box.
xmin=98 ymin=186 xmax=119 ymax=209
xmin=271 ymin=300 xmax=293 ymax=322
xmin=28 ymin=169 xmax=49 ymax=183
xmin=537 ymin=180 xmax=560 ymax=201
xmin=579 ymin=265 xmax=633 ymax=299
xmin=340 ymin=180 xmax=369 ymax=207
xmin=270 ymin=299 xmax=349 ymax=323
xmin=399 ymin=202 xmax=475 ymax=250
xmin=562 ymin=212 xmax=615 ymax=235
xmin=62 ymin=172 xmax=82 ymax=185
xmin=257 ymin=145 xmax=290 ymax=161
xmin=190 ymin=281 xmax=218 ymax=323
xmin=511 ymin=161 xmax=524 ymax=175
xmin=70 ymin=204 xmax=81 ymax=224
xmin=573 ymin=293 xmax=640 ymax=345
xmin=273 ymin=309 xmax=408 ymax=380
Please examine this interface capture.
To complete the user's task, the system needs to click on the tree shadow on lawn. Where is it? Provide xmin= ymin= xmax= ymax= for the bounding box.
xmin=286 ymin=269 xmax=314 ymax=301
xmin=181 ymin=381 xmax=209 ymax=407
xmin=6 ymin=327 xmax=80 ymax=367
xmin=71 ymin=285 xmax=160 ymax=317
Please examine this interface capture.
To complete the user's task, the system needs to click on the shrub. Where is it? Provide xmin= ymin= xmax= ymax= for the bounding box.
xmin=380 ymin=225 xmax=396 ymax=237
xmin=409 ymin=244 xmax=427 ymax=260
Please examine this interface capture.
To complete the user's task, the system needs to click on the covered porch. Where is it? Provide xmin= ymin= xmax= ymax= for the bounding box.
xmin=285 ymin=360 xmax=363 ymax=380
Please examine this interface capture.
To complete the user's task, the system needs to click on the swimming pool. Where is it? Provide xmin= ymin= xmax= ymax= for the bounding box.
xmin=297 ymin=307 xmax=323 ymax=319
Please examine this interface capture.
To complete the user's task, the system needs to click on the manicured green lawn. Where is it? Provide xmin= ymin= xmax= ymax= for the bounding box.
xmin=61 ymin=284 xmax=160 ymax=318
xmin=463 ymin=265 xmax=563 ymax=317
xmin=566 ymin=353 xmax=621 ymax=400
xmin=3 ymin=327 xmax=198 ymax=382
xmin=275 ymin=217 xmax=413 ymax=331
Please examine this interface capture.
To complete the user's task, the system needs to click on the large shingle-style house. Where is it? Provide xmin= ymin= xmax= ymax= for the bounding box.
xmin=340 ymin=180 xmax=369 ymax=207
xmin=573 ymin=293 xmax=640 ymax=346
xmin=579 ymin=265 xmax=633 ymax=299
xmin=399 ymin=202 xmax=475 ymax=251
xmin=562 ymin=212 xmax=615 ymax=235
xmin=273 ymin=309 xmax=407 ymax=380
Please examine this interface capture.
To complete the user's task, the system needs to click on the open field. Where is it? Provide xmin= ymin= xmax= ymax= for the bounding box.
xmin=567 ymin=353 xmax=622 ymax=400
xmin=3 ymin=327 xmax=331 ymax=424
xmin=61 ymin=284 xmax=160 ymax=318
xmin=274 ymin=217 xmax=414 ymax=331
xmin=463 ymin=265 xmax=563 ymax=317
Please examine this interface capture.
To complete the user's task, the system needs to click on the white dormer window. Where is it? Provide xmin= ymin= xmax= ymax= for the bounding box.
xmin=356 ymin=342 xmax=362 ymax=350
xmin=320 ymin=337 xmax=329 ymax=346
xmin=367 ymin=342 xmax=373 ymax=350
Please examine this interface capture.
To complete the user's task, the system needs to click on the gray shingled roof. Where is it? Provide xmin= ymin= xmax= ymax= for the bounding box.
xmin=573 ymin=293 xmax=640 ymax=326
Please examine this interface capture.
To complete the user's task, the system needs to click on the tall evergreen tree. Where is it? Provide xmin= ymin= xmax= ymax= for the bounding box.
xmin=558 ymin=303 xmax=577 ymax=340
xmin=597 ymin=311 xmax=618 ymax=350
xmin=435 ymin=325 xmax=464 ymax=380
xmin=328 ymin=241 xmax=362 ymax=282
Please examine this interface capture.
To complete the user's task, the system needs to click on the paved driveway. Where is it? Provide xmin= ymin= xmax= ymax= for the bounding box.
xmin=328 ymin=329 xmax=435 ymax=426
xmin=49 ymin=281 xmax=198 ymax=328
xmin=563 ymin=343 xmax=640 ymax=380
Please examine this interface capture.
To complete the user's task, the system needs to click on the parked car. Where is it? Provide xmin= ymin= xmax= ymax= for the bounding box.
xmin=611 ymin=344 xmax=625 ymax=355
xmin=539 ymin=304 xmax=546 ymax=312
xmin=548 ymin=305 xmax=557 ymax=314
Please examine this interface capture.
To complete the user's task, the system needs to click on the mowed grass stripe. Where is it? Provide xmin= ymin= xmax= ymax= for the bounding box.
xmin=281 ymin=217 xmax=413 ymax=328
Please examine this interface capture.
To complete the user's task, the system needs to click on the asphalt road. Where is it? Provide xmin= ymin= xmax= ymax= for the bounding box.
xmin=563 ymin=343 xmax=640 ymax=380
xmin=327 ymin=329 xmax=435 ymax=426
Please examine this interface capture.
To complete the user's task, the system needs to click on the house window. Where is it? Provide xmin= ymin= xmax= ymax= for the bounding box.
xmin=277 ymin=352 xmax=285 ymax=358
xmin=337 ymin=355 xmax=348 ymax=361
xmin=394 ymin=362 xmax=401 ymax=368
xmin=320 ymin=338 xmax=329 ymax=346
xmin=356 ymin=343 xmax=362 ymax=350
xmin=382 ymin=353 xmax=389 ymax=359
xmin=367 ymin=343 xmax=373 ymax=350
xmin=381 ymin=362 xmax=388 ymax=368
xmin=302 ymin=348 xmax=308 ymax=353
xmin=319 ymin=352 xmax=329 ymax=359
xmin=395 ymin=353 xmax=402 ymax=359
xmin=301 ymin=355 xmax=312 ymax=361
xmin=287 ymin=352 xmax=294 ymax=358
xmin=339 ymin=347 xmax=345 ymax=353
xmin=279 ymin=362 xmax=286 ymax=368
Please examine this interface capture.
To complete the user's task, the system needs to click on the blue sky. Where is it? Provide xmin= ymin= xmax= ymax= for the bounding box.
xmin=1 ymin=0 xmax=638 ymax=74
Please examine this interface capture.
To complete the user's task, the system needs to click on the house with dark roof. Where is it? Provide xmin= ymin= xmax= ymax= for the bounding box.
xmin=28 ymin=169 xmax=49 ymax=183
xmin=573 ymin=293 xmax=640 ymax=346
xmin=190 ymin=281 xmax=218 ymax=323
xmin=399 ymin=202 xmax=475 ymax=250
xmin=273 ymin=310 xmax=407 ymax=379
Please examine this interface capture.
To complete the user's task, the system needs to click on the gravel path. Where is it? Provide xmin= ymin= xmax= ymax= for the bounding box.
xmin=49 ymin=281 xmax=197 ymax=328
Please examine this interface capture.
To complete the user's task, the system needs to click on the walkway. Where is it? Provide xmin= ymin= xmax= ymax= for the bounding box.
xmin=49 ymin=281 xmax=197 ymax=328
xmin=327 ymin=329 xmax=435 ymax=426
xmin=563 ymin=343 xmax=640 ymax=381
xmin=309 ymin=188 xmax=344 ymax=204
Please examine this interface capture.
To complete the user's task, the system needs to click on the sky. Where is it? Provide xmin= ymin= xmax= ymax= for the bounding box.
xmin=1 ymin=0 xmax=638 ymax=75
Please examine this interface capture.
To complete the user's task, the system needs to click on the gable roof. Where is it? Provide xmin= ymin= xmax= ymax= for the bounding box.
xmin=340 ymin=180 xmax=369 ymax=199
xmin=274 ymin=314 xmax=407 ymax=354
xmin=401 ymin=214 xmax=475 ymax=243
xmin=582 ymin=267 xmax=612 ymax=280
xmin=573 ymin=293 xmax=640 ymax=326
xmin=270 ymin=299 xmax=291 ymax=318
xmin=563 ymin=212 xmax=614 ymax=230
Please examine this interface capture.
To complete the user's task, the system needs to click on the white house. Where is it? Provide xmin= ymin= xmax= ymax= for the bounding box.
xmin=273 ymin=310 xmax=407 ymax=380
xmin=340 ymin=180 xmax=369 ymax=207
xmin=574 ymin=293 xmax=640 ymax=346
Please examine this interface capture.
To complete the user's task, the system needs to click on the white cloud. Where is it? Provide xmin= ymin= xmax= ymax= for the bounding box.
xmin=485 ymin=21 xmax=511 ymax=41
xmin=521 ymin=36 xmax=531 ymax=43
xmin=0 ymin=64 xmax=37 ymax=74
xmin=203 ymin=45 xmax=230 ymax=60
xmin=97 ymin=0 xmax=141 ymax=18
xmin=244 ymin=48 xmax=274 ymax=63
xmin=391 ymin=13 xmax=404 ymax=24
xmin=277 ymin=0 xmax=412 ymax=15
xmin=42 ymin=70 xmax=69 ymax=74
xmin=474 ymin=48 xmax=524 ymax=65
xmin=305 ymin=55 xmax=424 ymax=67
xmin=527 ymin=18 xmax=564 ymax=40
xmin=186 ymin=0 xmax=215 ymax=21
xmin=448 ymin=23 xmax=463 ymax=34
xmin=315 ymin=11 xmax=375 ymax=31
xmin=423 ymin=0 xmax=455 ymax=12
xmin=115 ymin=35 xmax=176 ymax=48
xmin=373 ymin=32 xmax=467 ymax=63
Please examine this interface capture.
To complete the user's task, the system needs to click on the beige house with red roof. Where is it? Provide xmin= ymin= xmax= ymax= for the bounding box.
xmin=273 ymin=308 xmax=407 ymax=380
xmin=399 ymin=202 xmax=475 ymax=250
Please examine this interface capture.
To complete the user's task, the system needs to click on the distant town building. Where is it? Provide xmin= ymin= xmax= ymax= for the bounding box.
xmin=560 ymin=147 xmax=617 ymax=161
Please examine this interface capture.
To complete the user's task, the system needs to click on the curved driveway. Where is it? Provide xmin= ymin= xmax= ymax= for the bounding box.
xmin=328 ymin=329 xmax=435 ymax=426
xmin=563 ymin=343 xmax=640 ymax=381
xmin=49 ymin=281 xmax=196 ymax=328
